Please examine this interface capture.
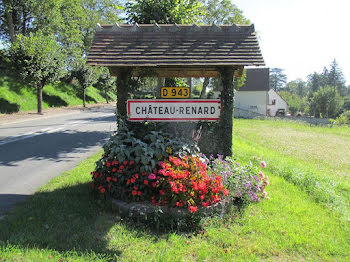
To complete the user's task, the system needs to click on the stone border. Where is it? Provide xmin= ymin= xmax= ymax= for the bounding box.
xmin=111 ymin=197 xmax=232 ymax=220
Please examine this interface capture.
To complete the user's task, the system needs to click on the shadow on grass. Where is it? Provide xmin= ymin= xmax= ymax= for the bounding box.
xmin=42 ymin=93 xmax=68 ymax=107
xmin=0 ymin=98 xmax=20 ymax=113
xmin=0 ymin=181 xmax=199 ymax=260
xmin=0 ymin=183 xmax=122 ymax=260
xmin=0 ymin=75 xmax=24 ymax=94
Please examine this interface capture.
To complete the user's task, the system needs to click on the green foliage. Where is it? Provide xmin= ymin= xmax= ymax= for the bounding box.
xmin=1 ymin=132 xmax=350 ymax=260
xmin=0 ymin=74 xmax=115 ymax=114
xmin=9 ymin=31 xmax=66 ymax=112
xmin=333 ymin=110 xmax=350 ymax=125
xmin=309 ymin=85 xmax=344 ymax=118
xmin=269 ymin=68 xmax=287 ymax=91
xmin=125 ymin=0 xmax=204 ymax=24
xmin=284 ymin=78 xmax=308 ymax=97
xmin=72 ymin=62 xmax=98 ymax=90
xmin=279 ymin=91 xmax=307 ymax=115
xmin=98 ymin=125 xmax=199 ymax=175
xmin=202 ymin=0 xmax=250 ymax=24
xmin=0 ymin=0 xmax=34 ymax=42
xmin=343 ymin=96 xmax=350 ymax=111
xmin=94 ymin=68 xmax=116 ymax=103
xmin=9 ymin=32 xmax=65 ymax=88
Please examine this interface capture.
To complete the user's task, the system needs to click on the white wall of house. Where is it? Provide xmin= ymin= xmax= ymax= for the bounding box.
xmin=235 ymin=91 xmax=268 ymax=117
xmin=267 ymin=89 xmax=288 ymax=116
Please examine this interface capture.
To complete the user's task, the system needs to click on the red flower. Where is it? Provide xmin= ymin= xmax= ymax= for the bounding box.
xmin=106 ymin=161 xmax=111 ymax=167
xmin=100 ymin=187 xmax=106 ymax=194
xmin=106 ymin=177 xmax=111 ymax=182
xmin=223 ymin=189 xmax=229 ymax=196
xmin=188 ymin=206 xmax=198 ymax=213
xmin=129 ymin=161 xmax=134 ymax=165
xmin=112 ymin=177 xmax=117 ymax=182
xmin=144 ymin=180 xmax=148 ymax=185
xmin=90 ymin=183 xmax=95 ymax=189
xmin=134 ymin=174 xmax=139 ymax=179
xmin=133 ymin=186 xmax=138 ymax=190
xmin=159 ymin=190 xmax=165 ymax=196
xmin=113 ymin=160 xmax=119 ymax=165
xmin=123 ymin=161 xmax=128 ymax=166
xmin=201 ymin=201 xmax=210 ymax=207
xmin=112 ymin=168 xmax=117 ymax=172
xmin=93 ymin=173 xmax=98 ymax=179
xmin=152 ymin=182 xmax=157 ymax=188
xmin=132 ymin=190 xmax=137 ymax=196
xmin=137 ymin=191 xmax=142 ymax=196
xmin=131 ymin=177 xmax=136 ymax=183
xmin=120 ymin=165 xmax=125 ymax=170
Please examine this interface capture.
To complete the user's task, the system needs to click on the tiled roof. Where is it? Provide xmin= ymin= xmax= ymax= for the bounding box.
xmin=239 ymin=68 xmax=270 ymax=91
xmin=87 ymin=24 xmax=264 ymax=67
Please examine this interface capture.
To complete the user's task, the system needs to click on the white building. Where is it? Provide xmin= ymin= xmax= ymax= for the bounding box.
xmin=234 ymin=68 xmax=288 ymax=118
xmin=234 ymin=68 xmax=269 ymax=118
xmin=267 ymin=89 xmax=288 ymax=116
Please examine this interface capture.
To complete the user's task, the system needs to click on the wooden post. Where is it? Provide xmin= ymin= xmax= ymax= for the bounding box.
xmin=116 ymin=68 xmax=133 ymax=122
xmin=218 ymin=67 xmax=234 ymax=157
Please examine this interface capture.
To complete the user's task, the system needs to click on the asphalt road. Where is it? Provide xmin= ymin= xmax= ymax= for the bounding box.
xmin=0 ymin=105 xmax=117 ymax=216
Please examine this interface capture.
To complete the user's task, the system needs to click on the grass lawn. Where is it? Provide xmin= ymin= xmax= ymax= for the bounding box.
xmin=0 ymin=75 xmax=117 ymax=114
xmin=0 ymin=119 xmax=349 ymax=261
xmin=233 ymin=119 xmax=350 ymax=220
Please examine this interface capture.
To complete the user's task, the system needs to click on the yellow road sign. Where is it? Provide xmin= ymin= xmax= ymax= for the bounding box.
xmin=160 ymin=87 xmax=190 ymax=98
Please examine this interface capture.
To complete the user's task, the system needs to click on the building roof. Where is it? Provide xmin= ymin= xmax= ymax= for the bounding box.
xmin=87 ymin=24 xmax=264 ymax=69
xmin=238 ymin=68 xmax=270 ymax=91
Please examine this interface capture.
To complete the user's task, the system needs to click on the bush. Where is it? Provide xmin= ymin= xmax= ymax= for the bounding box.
xmin=206 ymin=154 xmax=269 ymax=205
xmin=154 ymin=155 xmax=228 ymax=213
xmin=91 ymin=126 xmax=199 ymax=202
xmin=91 ymin=126 xmax=269 ymax=220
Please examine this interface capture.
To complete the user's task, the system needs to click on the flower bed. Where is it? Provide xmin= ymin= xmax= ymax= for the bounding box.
xmin=91 ymin=126 xmax=269 ymax=228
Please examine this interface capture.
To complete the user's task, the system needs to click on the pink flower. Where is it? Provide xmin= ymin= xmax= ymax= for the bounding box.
xmin=261 ymin=191 xmax=267 ymax=198
xmin=263 ymin=177 xmax=270 ymax=186
xmin=259 ymin=171 xmax=265 ymax=180
xmin=261 ymin=161 xmax=267 ymax=168
xmin=148 ymin=173 xmax=156 ymax=180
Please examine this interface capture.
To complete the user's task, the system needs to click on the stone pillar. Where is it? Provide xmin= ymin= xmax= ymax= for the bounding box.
xmin=218 ymin=67 xmax=234 ymax=157
xmin=116 ymin=68 xmax=133 ymax=123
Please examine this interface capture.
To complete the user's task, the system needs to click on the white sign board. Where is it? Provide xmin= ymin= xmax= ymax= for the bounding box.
xmin=127 ymin=99 xmax=221 ymax=121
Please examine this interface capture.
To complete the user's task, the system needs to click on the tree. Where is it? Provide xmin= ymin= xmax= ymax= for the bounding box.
xmin=279 ymin=91 xmax=307 ymax=116
xmin=2 ymin=0 xmax=123 ymax=63
xmin=269 ymin=68 xmax=287 ymax=91
xmin=309 ymin=86 xmax=344 ymax=118
xmin=284 ymin=79 xmax=308 ymax=97
xmin=72 ymin=61 xmax=98 ymax=107
xmin=125 ymin=0 xmax=204 ymax=24
xmin=94 ymin=68 xmax=116 ymax=104
xmin=199 ymin=0 xmax=249 ymax=97
xmin=201 ymin=0 xmax=250 ymax=24
xmin=327 ymin=59 xmax=347 ymax=96
xmin=307 ymin=72 xmax=325 ymax=94
xmin=9 ymin=32 xmax=66 ymax=114
xmin=0 ymin=0 xmax=33 ymax=43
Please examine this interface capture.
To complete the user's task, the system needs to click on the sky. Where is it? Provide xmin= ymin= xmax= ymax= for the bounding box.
xmin=234 ymin=0 xmax=350 ymax=85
